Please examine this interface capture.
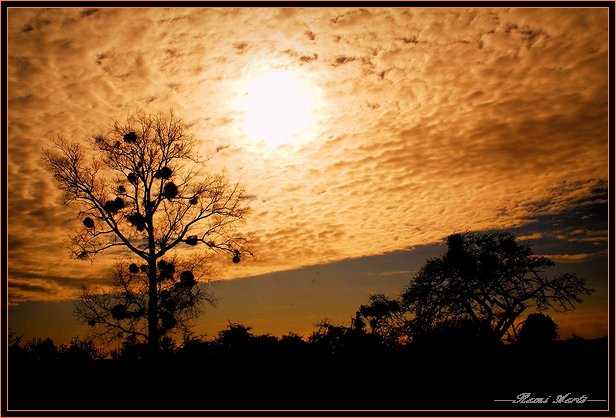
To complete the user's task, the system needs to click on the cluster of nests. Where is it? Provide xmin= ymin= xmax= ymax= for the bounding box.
xmin=82 ymin=207 xmax=146 ymax=232
xmin=126 ymin=261 xmax=198 ymax=288
xmin=128 ymin=263 xmax=149 ymax=275
xmin=81 ymin=169 xmax=199 ymax=230
xmin=84 ymin=135 xmax=206 ymax=230
xmin=126 ymin=170 xmax=178 ymax=200
xmin=106 ymin=299 xmax=180 ymax=329
xmin=95 ymin=131 xmax=139 ymax=149
xmin=103 ymin=197 xmax=125 ymax=214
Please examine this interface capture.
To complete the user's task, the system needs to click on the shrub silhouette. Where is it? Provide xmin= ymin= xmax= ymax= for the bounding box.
xmin=58 ymin=338 xmax=104 ymax=361
xmin=517 ymin=313 xmax=559 ymax=346
xmin=24 ymin=337 xmax=58 ymax=361
xmin=216 ymin=322 xmax=254 ymax=352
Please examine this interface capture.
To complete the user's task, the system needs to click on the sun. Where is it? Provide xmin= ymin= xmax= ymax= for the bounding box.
xmin=238 ymin=69 xmax=317 ymax=147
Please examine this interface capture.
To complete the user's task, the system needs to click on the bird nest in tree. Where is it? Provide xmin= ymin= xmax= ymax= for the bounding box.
xmin=127 ymin=173 xmax=138 ymax=184
xmin=158 ymin=260 xmax=175 ymax=280
xmin=111 ymin=304 xmax=129 ymax=320
xmin=114 ymin=197 xmax=125 ymax=209
xmin=83 ymin=217 xmax=95 ymax=228
xmin=154 ymin=166 xmax=173 ymax=180
xmin=127 ymin=213 xmax=146 ymax=231
xmin=128 ymin=263 xmax=140 ymax=274
xmin=179 ymin=270 xmax=196 ymax=287
xmin=123 ymin=132 xmax=138 ymax=143
xmin=185 ymin=235 xmax=198 ymax=246
xmin=189 ymin=196 xmax=199 ymax=205
xmin=162 ymin=182 xmax=178 ymax=199
xmin=104 ymin=197 xmax=125 ymax=214
xmin=232 ymin=251 xmax=241 ymax=264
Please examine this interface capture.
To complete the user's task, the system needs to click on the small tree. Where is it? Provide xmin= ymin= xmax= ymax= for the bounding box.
xmin=516 ymin=313 xmax=559 ymax=346
xmin=216 ymin=322 xmax=254 ymax=352
xmin=43 ymin=111 xmax=251 ymax=352
xmin=357 ymin=294 xmax=406 ymax=344
xmin=401 ymin=232 xmax=593 ymax=341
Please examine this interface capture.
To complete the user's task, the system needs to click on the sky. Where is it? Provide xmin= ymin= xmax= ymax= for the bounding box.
xmin=6 ymin=7 xmax=610 ymax=342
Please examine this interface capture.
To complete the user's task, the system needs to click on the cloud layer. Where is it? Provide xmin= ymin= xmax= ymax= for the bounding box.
xmin=7 ymin=7 xmax=609 ymax=302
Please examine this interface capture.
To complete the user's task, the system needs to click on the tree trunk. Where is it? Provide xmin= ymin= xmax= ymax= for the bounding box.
xmin=147 ymin=256 xmax=159 ymax=354
xmin=146 ymin=196 xmax=159 ymax=354
xmin=496 ymin=305 xmax=526 ymax=339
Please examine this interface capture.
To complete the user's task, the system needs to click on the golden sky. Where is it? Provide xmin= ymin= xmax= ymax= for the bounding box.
xmin=7 ymin=7 xmax=609 ymax=315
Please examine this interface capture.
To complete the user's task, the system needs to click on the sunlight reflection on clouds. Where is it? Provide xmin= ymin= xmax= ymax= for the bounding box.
xmin=7 ymin=7 xmax=608 ymax=303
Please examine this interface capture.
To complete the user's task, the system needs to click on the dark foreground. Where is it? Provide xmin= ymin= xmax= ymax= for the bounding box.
xmin=7 ymin=337 xmax=609 ymax=411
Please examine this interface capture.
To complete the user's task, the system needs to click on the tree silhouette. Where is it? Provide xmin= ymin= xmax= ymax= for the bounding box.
xmin=74 ymin=258 xmax=213 ymax=346
xmin=216 ymin=322 xmax=254 ymax=352
xmin=516 ymin=313 xmax=559 ymax=346
xmin=357 ymin=294 xmax=406 ymax=344
xmin=401 ymin=232 xmax=593 ymax=341
xmin=43 ymin=111 xmax=251 ymax=352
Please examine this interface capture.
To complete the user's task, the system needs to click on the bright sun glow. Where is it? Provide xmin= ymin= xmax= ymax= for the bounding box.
xmin=238 ymin=69 xmax=317 ymax=147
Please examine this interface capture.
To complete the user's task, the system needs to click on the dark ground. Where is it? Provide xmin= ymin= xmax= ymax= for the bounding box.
xmin=7 ymin=337 xmax=609 ymax=412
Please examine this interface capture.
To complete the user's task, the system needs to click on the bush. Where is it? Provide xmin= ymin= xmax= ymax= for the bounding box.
xmin=517 ymin=313 xmax=559 ymax=347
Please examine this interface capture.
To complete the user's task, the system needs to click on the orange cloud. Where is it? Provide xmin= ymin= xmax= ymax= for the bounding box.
xmin=7 ymin=7 xmax=608 ymax=303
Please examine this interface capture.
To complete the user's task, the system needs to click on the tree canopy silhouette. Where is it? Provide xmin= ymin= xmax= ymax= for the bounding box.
xmin=401 ymin=232 xmax=593 ymax=341
xmin=516 ymin=313 xmax=559 ymax=346
xmin=357 ymin=294 xmax=406 ymax=344
xmin=43 ymin=111 xmax=251 ymax=352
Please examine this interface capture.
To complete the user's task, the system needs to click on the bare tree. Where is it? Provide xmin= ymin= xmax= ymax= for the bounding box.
xmin=43 ymin=111 xmax=251 ymax=352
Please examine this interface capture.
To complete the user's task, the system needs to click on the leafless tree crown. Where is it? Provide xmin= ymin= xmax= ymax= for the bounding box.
xmin=43 ymin=111 xmax=252 ymax=348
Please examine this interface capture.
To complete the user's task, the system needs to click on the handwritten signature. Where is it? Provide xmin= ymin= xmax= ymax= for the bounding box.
xmin=495 ymin=393 xmax=605 ymax=404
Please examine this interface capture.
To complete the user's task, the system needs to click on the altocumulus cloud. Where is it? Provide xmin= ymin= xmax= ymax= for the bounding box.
xmin=7 ymin=7 xmax=608 ymax=302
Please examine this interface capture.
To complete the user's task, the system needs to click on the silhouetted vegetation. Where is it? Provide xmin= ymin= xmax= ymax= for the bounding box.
xmin=8 ymin=232 xmax=607 ymax=410
xmin=75 ymin=259 xmax=212 ymax=346
xmin=8 ymin=324 xmax=607 ymax=410
xmin=516 ymin=312 xmax=559 ymax=347
xmin=43 ymin=111 xmax=252 ymax=352
xmin=351 ymin=232 xmax=593 ymax=345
